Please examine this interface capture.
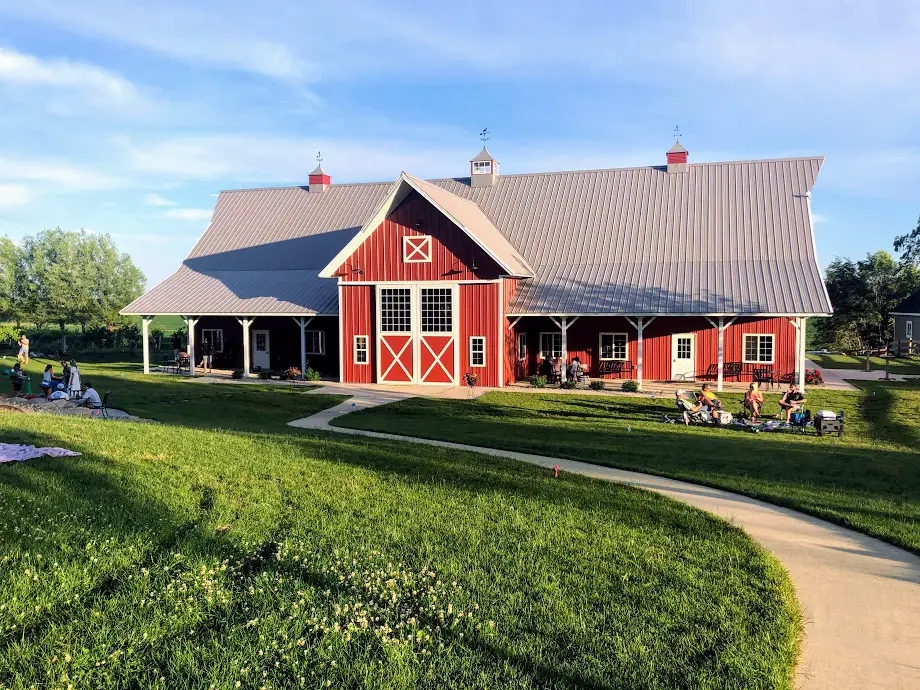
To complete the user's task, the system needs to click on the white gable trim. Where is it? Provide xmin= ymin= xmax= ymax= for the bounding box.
xmin=318 ymin=172 xmax=529 ymax=279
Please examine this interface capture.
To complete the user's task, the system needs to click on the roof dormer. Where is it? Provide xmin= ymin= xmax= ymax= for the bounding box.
xmin=470 ymin=146 xmax=499 ymax=188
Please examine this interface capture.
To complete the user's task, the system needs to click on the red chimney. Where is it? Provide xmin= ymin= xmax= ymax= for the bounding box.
xmin=308 ymin=163 xmax=330 ymax=193
xmin=667 ymin=141 xmax=689 ymax=173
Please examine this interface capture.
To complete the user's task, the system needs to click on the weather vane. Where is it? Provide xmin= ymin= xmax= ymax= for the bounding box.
xmin=673 ymin=125 xmax=681 ymax=141
xmin=480 ymin=128 xmax=490 ymax=144
xmin=316 ymin=151 xmax=323 ymax=165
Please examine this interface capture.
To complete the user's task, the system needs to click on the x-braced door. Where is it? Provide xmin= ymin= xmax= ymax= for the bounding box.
xmin=418 ymin=287 xmax=456 ymax=384
xmin=378 ymin=287 xmax=414 ymax=383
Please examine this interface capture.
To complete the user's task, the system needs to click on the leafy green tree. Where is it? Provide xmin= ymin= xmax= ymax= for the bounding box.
xmin=815 ymin=250 xmax=920 ymax=350
xmin=894 ymin=215 xmax=920 ymax=266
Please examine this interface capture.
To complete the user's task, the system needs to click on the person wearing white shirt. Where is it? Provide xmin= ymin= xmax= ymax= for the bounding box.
xmin=68 ymin=360 xmax=81 ymax=397
xmin=76 ymin=382 xmax=102 ymax=409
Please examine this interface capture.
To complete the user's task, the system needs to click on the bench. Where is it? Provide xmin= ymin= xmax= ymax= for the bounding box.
xmin=598 ymin=360 xmax=634 ymax=378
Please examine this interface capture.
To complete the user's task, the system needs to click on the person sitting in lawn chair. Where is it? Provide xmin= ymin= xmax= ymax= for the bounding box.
xmin=743 ymin=382 xmax=764 ymax=420
xmin=778 ymin=384 xmax=806 ymax=421
xmin=698 ymin=383 xmax=723 ymax=413
xmin=675 ymin=389 xmax=708 ymax=425
xmin=74 ymin=381 xmax=102 ymax=409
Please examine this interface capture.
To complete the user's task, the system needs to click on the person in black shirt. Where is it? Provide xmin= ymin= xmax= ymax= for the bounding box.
xmin=778 ymin=384 xmax=806 ymax=421
xmin=199 ymin=338 xmax=213 ymax=373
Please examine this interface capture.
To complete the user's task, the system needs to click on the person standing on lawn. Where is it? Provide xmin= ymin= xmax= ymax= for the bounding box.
xmin=198 ymin=338 xmax=213 ymax=372
xmin=40 ymin=364 xmax=54 ymax=399
xmin=67 ymin=360 xmax=81 ymax=397
xmin=17 ymin=334 xmax=29 ymax=365
xmin=778 ymin=384 xmax=806 ymax=421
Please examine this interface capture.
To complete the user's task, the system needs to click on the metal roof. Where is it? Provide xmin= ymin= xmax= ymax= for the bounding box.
xmin=123 ymin=156 xmax=832 ymax=316
xmin=892 ymin=290 xmax=920 ymax=315
xmin=471 ymin=146 xmax=496 ymax=162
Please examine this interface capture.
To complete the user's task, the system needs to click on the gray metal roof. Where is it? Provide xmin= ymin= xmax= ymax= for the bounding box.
xmin=123 ymin=156 xmax=831 ymax=316
xmin=471 ymin=146 xmax=496 ymax=163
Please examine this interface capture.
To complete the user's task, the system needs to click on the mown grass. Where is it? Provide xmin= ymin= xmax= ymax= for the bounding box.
xmin=808 ymin=352 xmax=920 ymax=374
xmin=335 ymin=384 xmax=920 ymax=554
xmin=0 ymin=403 xmax=800 ymax=689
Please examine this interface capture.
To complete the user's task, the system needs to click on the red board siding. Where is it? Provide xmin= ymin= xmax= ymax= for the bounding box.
xmin=460 ymin=283 xmax=500 ymax=387
xmin=340 ymin=285 xmax=375 ymax=383
xmin=511 ymin=316 xmax=797 ymax=382
xmin=337 ymin=191 xmax=501 ymax=282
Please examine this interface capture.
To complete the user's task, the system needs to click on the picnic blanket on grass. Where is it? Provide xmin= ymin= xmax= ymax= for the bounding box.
xmin=0 ymin=443 xmax=81 ymax=463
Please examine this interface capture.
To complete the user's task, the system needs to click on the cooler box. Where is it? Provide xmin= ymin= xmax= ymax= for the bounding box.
xmin=815 ymin=410 xmax=843 ymax=436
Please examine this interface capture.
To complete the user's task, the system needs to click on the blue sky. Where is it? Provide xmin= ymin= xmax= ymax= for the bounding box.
xmin=0 ymin=0 xmax=918 ymax=288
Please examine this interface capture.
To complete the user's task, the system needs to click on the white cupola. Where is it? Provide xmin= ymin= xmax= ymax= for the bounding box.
xmin=470 ymin=146 xmax=499 ymax=188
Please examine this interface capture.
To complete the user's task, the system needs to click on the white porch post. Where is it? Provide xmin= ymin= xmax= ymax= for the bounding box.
xmin=798 ymin=317 xmax=808 ymax=392
xmin=717 ymin=317 xmax=724 ymax=392
xmin=141 ymin=316 xmax=153 ymax=375
xmin=185 ymin=316 xmax=198 ymax=376
xmin=636 ymin=317 xmax=644 ymax=391
xmin=238 ymin=317 xmax=252 ymax=376
xmin=292 ymin=316 xmax=313 ymax=379
xmin=560 ymin=316 xmax=568 ymax=382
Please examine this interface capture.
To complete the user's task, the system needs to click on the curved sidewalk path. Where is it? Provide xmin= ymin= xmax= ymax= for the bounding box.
xmin=290 ymin=389 xmax=920 ymax=690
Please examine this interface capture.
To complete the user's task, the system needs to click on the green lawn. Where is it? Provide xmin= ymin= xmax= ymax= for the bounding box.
xmin=808 ymin=352 xmax=920 ymax=375
xmin=335 ymin=385 xmax=920 ymax=555
xmin=0 ymin=365 xmax=800 ymax=688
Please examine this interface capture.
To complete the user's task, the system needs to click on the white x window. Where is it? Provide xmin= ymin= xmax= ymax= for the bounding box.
xmin=403 ymin=235 xmax=432 ymax=263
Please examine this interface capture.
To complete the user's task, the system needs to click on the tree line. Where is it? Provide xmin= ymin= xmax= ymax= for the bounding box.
xmin=0 ymin=228 xmax=145 ymax=341
xmin=813 ymin=215 xmax=920 ymax=351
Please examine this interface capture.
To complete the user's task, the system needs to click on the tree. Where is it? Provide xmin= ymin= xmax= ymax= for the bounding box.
xmin=894 ymin=215 xmax=920 ymax=266
xmin=814 ymin=250 xmax=920 ymax=350
xmin=0 ymin=237 xmax=19 ymax=321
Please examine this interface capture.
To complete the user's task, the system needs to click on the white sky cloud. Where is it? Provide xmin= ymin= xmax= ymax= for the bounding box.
xmin=0 ymin=184 xmax=32 ymax=208
xmin=144 ymin=193 xmax=175 ymax=206
xmin=0 ymin=156 xmax=123 ymax=191
xmin=0 ymin=46 xmax=136 ymax=104
xmin=164 ymin=208 xmax=212 ymax=221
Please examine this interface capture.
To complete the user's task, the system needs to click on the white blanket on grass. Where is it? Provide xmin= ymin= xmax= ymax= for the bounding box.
xmin=0 ymin=443 xmax=81 ymax=463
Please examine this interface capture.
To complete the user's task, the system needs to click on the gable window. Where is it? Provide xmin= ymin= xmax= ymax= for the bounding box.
xmin=403 ymin=235 xmax=432 ymax=263
xmin=472 ymin=161 xmax=492 ymax=175
xmin=743 ymin=334 xmax=774 ymax=364
xmin=540 ymin=332 xmax=562 ymax=359
xmin=354 ymin=335 xmax=368 ymax=364
xmin=517 ymin=332 xmax=527 ymax=360
xmin=201 ymin=328 xmax=224 ymax=353
xmin=305 ymin=330 xmax=325 ymax=355
xmin=907 ymin=320 xmax=914 ymax=339
xmin=599 ymin=333 xmax=628 ymax=360
xmin=470 ymin=336 xmax=486 ymax=367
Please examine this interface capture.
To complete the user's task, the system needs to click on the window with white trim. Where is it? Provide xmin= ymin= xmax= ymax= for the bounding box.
xmin=539 ymin=332 xmax=562 ymax=359
xmin=517 ymin=332 xmax=527 ymax=360
xmin=305 ymin=330 xmax=325 ymax=355
xmin=599 ymin=332 xmax=628 ymax=360
xmin=381 ymin=288 xmax=412 ymax=332
xmin=421 ymin=288 xmax=452 ymax=333
xmin=403 ymin=235 xmax=432 ymax=263
xmin=907 ymin=320 xmax=914 ymax=339
xmin=354 ymin=335 xmax=368 ymax=364
xmin=470 ymin=336 xmax=486 ymax=367
xmin=201 ymin=328 xmax=224 ymax=353
xmin=743 ymin=334 xmax=774 ymax=364
xmin=472 ymin=161 xmax=492 ymax=174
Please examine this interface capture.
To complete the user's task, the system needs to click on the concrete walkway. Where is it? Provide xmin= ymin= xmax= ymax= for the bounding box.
xmin=290 ymin=389 xmax=920 ymax=690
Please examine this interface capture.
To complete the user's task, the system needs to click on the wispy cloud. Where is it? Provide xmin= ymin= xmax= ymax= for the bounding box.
xmin=0 ymin=156 xmax=122 ymax=191
xmin=811 ymin=213 xmax=829 ymax=224
xmin=0 ymin=184 xmax=32 ymax=208
xmin=0 ymin=46 xmax=136 ymax=104
xmin=144 ymin=193 xmax=175 ymax=206
xmin=164 ymin=208 xmax=212 ymax=221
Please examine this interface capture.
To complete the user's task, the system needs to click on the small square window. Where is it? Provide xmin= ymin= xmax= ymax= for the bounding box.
xmin=743 ymin=334 xmax=774 ymax=364
xmin=305 ymin=330 xmax=325 ymax=355
xmin=517 ymin=332 xmax=527 ymax=360
xmin=354 ymin=335 xmax=368 ymax=364
xmin=470 ymin=336 xmax=486 ymax=367
xmin=472 ymin=161 xmax=492 ymax=174
xmin=403 ymin=235 xmax=432 ymax=263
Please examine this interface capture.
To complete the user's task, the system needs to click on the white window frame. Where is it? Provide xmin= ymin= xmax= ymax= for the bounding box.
xmin=742 ymin=333 xmax=775 ymax=364
xmin=402 ymin=235 xmax=432 ymax=263
xmin=354 ymin=335 xmax=368 ymax=365
xmin=517 ymin=332 xmax=527 ymax=360
xmin=201 ymin=328 xmax=224 ymax=353
xmin=472 ymin=160 xmax=492 ymax=175
xmin=469 ymin=336 xmax=486 ymax=367
xmin=305 ymin=330 xmax=326 ymax=355
xmin=598 ymin=332 xmax=628 ymax=361
xmin=907 ymin=320 xmax=914 ymax=339
xmin=539 ymin=332 xmax=562 ymax=359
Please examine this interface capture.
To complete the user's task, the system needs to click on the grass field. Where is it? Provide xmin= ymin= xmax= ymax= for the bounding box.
xmin=808 ymin=352 xmax=920 ymax=375
xmin=335 ymin=385 xmax=920 ymax=555
xmin=0 ymin=363 xmax=801 ymax=689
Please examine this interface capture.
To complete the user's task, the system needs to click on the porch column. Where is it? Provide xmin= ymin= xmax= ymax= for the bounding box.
xmin=237 ymin=317 xmax=253 ymax=376
xmin=798 ymin=317 xmax=808 ymax=392
xmin=560 ymin=316 xmax=568 ymax=382
xmin=185 ymin=316 xmax=198 ymax=376
xmin=292 ymin=316 xmax=314 ymax=379
xmin=705 ymin=316 xmax=737 ymax=392
xmin=141 ymin=316 xmax=154 ymax=375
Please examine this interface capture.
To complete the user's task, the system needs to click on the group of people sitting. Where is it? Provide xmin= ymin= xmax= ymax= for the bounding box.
xmin=538 ymin=356 xmax=586 ymax=382
xmin=9 ymin=359 xmax=102 ymax=408
xmin=675 ymin=382 xmax=806 ymax=424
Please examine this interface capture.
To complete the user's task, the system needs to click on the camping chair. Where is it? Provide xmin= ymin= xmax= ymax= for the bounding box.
xmin=90 ymin=391 xmax=110 ymax=419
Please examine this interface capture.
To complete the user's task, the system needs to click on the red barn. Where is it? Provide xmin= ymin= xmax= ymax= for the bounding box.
xmin=123 ymin=145 xmax=832 ymax=391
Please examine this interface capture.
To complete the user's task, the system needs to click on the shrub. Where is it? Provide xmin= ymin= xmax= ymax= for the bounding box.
xmin=231 ymin=369 xmax=244 ymax=380
xmin=279 ymin=367 xmax=302 ymax=381
xmin=560 ymin=379 xmax=578 ymax=389
xmin=258 ymin=369 xmax=273 ymax=380
xmin=529 ymin=374 xmax=547 ymax=388
xmin=303 ymin=367 xmax=321 ymax=382
xmin=804 ymin=368 xmax=824 ymax=386
xmin=589 ymin=380 xmax=606 ymax=391
xmin=621 ymin=379 xmax=640 ymax=392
